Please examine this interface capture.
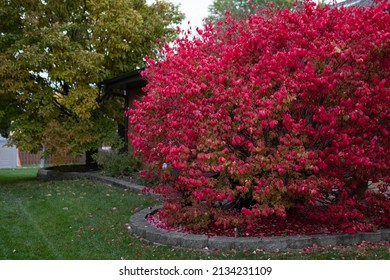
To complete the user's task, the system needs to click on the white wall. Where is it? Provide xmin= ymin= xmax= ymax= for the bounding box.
xmin=0 ymin=137 xmax=18 ymax=168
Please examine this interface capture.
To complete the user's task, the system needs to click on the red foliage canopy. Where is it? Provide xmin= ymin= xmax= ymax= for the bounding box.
xmin=127 ymin=1 xmax=390 ymax=234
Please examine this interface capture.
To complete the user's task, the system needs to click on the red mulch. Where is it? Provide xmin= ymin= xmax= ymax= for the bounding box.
xmin=146 ymin=209 xmax=344 ymax=237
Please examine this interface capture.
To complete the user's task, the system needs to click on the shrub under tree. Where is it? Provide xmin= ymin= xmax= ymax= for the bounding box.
xmin=128 ymin=1 xmax=390 ymax=235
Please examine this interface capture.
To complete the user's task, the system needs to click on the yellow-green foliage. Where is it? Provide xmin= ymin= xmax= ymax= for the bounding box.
xmin=0 ymin=0 xmax=184 ymax=157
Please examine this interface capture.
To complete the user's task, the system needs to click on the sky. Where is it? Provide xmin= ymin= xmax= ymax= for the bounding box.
xmin=146 ymin=0 xmax=214 ymax=29
xmin=146 ymin=1 xmax=337 ymax=30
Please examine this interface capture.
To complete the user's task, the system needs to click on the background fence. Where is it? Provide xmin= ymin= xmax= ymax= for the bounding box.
xmin=19 ymin=150 xmax=85 ymax=166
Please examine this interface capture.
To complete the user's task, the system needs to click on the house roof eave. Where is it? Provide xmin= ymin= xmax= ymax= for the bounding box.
xmin=98 ymin=68 xmax=146 ymax=90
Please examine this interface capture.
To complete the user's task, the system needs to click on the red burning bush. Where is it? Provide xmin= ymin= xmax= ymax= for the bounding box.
xmin=127 ymin=1 xmax=390 ymax=234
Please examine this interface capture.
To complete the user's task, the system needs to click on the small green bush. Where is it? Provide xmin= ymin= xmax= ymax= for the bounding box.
xmin=95 ymin=150 xmax=141 ymax=177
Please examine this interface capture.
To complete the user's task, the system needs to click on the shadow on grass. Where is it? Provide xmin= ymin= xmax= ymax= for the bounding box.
xmin=0 ymin=167 xmax=39 ymax=184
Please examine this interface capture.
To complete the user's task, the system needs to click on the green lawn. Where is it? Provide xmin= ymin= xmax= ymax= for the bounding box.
xmin=0 ymin=167 xmax=39 ymax=184
xmin=0 ymin=168 xmax=389 ymax=260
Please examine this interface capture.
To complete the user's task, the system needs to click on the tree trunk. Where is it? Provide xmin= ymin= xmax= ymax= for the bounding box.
xmin=85 ymin=148 xmax=98 ymax=169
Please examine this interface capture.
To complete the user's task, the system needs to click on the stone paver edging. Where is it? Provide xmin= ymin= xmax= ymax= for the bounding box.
xmin=38 ymin=167 xmax=390 ymax=250
xmin=130 ymin=206 xmax=390 ymax=250
xmin=37 ymin=168 xmax=160 ymax=198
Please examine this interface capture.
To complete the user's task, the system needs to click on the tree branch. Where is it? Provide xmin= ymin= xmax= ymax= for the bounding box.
xmin=51 ymin=93 xmax=73 ymax=117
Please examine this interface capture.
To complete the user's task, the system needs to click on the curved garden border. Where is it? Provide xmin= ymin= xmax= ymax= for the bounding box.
xmin=37 ymin=167 xmax=160 ymax=198
xmin=130 ymin=206 xmax=390 ymax=250
xmin=38 ymin=167 xmax=390 ymax=250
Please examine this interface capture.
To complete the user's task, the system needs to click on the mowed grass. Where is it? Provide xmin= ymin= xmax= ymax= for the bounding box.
xmin=0 ymin=168 xmax=389 ymax=260
xmin=0 ymin=167 xmax=38 ymax=184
